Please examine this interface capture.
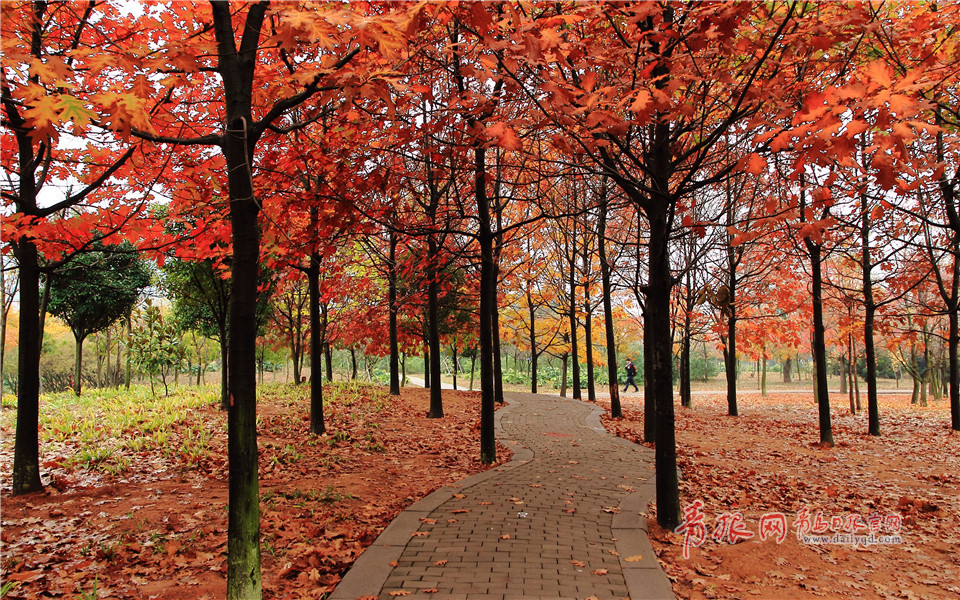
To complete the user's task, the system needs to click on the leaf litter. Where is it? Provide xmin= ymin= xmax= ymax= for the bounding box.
xmin=600 ymin=391 xmax=959 ymax=600
xmin=0 ymin=384 xmax=508 ymax=599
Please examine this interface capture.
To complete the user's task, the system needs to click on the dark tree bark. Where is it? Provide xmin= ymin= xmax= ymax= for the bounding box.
xmin=598 ymin=192 xmax=622 ymax=417
xmin=426 ymin=253 xmax=444 ymax=417
xmin=724 ymin=311 xmax=738 ymax=417
xmin=861 ymin=199 xmax=880 ymax=435
xmin=646 ymin=195 xmax=680 ymax=529
xmin=724 ymin=241 xmax=739 ymax=417
xmin=935 ymin=118 xmax=960 ymax=431
xmin=426 ymin=189 xmax=444 ymax=417
xmin=388 ymin=230 xmax=401 ymax=395
xmin=560 ymin=348 xmax=569 ymax=398
xmin=679 ymin=318 xmax=691 ymax=409
xmin=451 ymin=343 xmax=458 ymax=390
xmin=72 ymin=335 xmax=86 ymax=397
xmin=492 ymin=305 xmax=505 ymax=405
xmin=475 ymin=144 xmax=497 ymax=464
xmin=807 ymin=234 xmax=834 ymax=446
xmin=11 ymin=241 xmax=42 ymax=495
xmin=308 ymin=250 xmax=324 ymax=434
xmin=324 ymin=341 xmax=333 ymax=381
xmin=219 ymin=323 xmax=230 ymax=411
xmin=643 ymin=334 xmax=656 ymax=443
xmin=423 ymin=343 xmax=430 ymax=388
xmin=211 ymin=2 xmax=266 ymax=595
xmin=568 ymin=228 xmax=582 ymax=400
xmin=527 ymin=287 xmax=539 ymax=394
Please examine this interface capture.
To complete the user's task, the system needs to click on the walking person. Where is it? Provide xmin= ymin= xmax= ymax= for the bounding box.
xmin=623 ymin=359 xmax=639 ymax=392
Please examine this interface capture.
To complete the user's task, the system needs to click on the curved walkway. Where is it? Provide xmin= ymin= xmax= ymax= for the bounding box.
xmin=330 ymin=393 xmax=675 ymax=600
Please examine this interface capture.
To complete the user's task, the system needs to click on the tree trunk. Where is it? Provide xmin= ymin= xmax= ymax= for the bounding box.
xmin=680 ymin=311 xmax=691 ymax=409
xmin=560 ymin=349 xmax=568 ymax=398
xmin=584 ymin=299 xmax=596 ymax=404
xmin=308 ymin=252 xmax=324 ymax=434
xmin=761 ymin=340 xmax=768 ymax=397
xmin=807 ymin=238 xmax=833 ymax=446
xmin=290 ymin=328 xmax=302 ymax=386
xmin=0 ymin=263 xmax=7 ymax=372
xmin=643 ymin=335 xmax=655 ymax=443
xmin=725 ymin=314 xmax=738 ymax=417
xmin=598 ymin=197 xmax=621 ymax=417
xmin=219 ymin=324 xmax=230 ymax=411
xmin=469 ymin=353 xmax=476 ymax=392
xmin=646 ymin=198 xmax=680 ymax=530
xmin=493 ymin=304 xmax=504 ymax=405
xmin=861 ymin=199 xmax=880 ymax=434
xmin=350 ymin=348 xmax=358 ymax=381
xmin=324 ymin=342 xmax=333 ymax=382
xmin=569 ymin=251 xmax=581 ymax=400
xmin=476 ymin=145 xmax=497 ymax=464
xmin=528 ymin=288 xmax=538 ymax=394
xmin=423 ymin=343 xmax=430 ymax=388
xmin=212 ymin=4 xmax=269 ymax=596
xmin=783 ymin=357 xmax=792 ymax=383
xmin=427 ymin=239 xmax=443 ymax=417
xmin=73 ymin=334 xmax=85 ymax=396
xmin=388 ymin=230 xmax=400 ymax=396
xmin=451 ymin=344 xmax=458 ymax=390
xmin=12 ymin=239 xmax=43 ymax=495
xmin=840 ymin=351 xmax=849 ymax=395
xmin=945 ymin=240 xmax=960 ymax=429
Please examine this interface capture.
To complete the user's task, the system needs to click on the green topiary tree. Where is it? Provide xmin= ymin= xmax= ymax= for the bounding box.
xmin=46 ymin=244 xmax=152 ymax=396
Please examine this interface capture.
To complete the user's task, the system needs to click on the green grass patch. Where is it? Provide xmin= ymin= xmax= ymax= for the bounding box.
xmin=1 ymin=385 xmax=220 ymax=474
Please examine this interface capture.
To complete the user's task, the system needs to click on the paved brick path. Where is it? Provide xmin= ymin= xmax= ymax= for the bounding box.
xmin=330 ymin=392 xmax=675 ymax=600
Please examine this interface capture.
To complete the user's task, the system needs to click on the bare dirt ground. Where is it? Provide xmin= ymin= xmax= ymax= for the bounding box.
xmin=1 ymin=385 xmax=507 ymax=599
xmin=599 ymin=392 xmax=959 ymax=600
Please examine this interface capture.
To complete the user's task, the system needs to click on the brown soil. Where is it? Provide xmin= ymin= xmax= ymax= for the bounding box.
xmin=599 ymin=392 xmax=960 ymax=600
xmin=1 ymin=386 xmax=507 ymax=599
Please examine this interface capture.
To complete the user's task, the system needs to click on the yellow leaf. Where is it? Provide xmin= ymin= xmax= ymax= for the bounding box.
xmin=624 ymin=554 xmax=643 ymax=562
xmin=54 ymin=95 xmax=95 ymax=132
xmin=23 ymin=94 xmax=62 ymax=141
xmin=30 ymin=56 xmax=71 ymax=86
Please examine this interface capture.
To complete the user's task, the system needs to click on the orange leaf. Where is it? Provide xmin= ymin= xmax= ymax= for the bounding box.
xmin=486 ymin=121 xmax=522 ymax=151
xmin=592 ymin=569 xmax=609 ymax=576
xmin=746 ymin=153 xmax=767 ymax=176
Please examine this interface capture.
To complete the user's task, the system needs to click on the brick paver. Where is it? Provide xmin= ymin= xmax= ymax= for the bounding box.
xmin=329 ymin=393 xmax=675 ymax=600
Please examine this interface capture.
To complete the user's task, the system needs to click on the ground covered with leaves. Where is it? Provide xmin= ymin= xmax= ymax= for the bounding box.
xmin=0 ymin=383 xmax=505 ymax=599
xmin=601 ymin=392 xmax=959 ymax=600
